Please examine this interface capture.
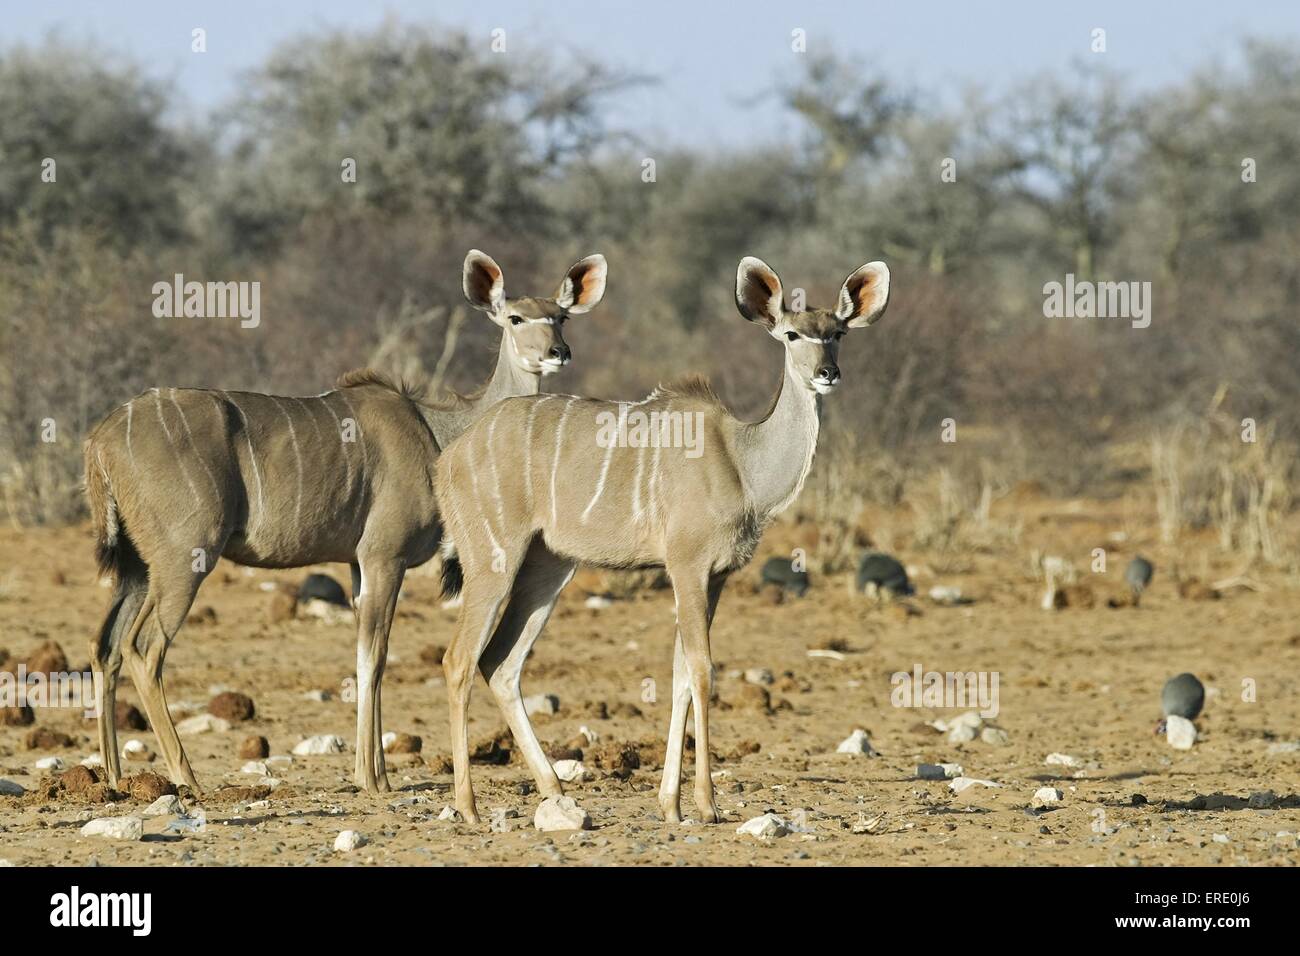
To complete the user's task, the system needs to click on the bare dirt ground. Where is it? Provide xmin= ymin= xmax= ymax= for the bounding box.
xmin=1 ymin=500 xmax=1298 ymax=867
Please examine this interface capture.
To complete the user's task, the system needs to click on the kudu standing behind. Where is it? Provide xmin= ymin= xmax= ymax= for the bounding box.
xmin=435 ymin=255 xmax=890 ymax=824
xmin=83 ymin=250 xmax=607 ymax=794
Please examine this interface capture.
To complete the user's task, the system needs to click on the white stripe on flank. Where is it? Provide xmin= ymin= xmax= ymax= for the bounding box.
xmin=648 ymin=443 xmax=662 ymax=525
xmin=522 ymin=395 xmax=553 ymax=513
xmin=319 ymin=394 xmax=354 ymax=492
xmin=292 ymin=396 xmax=325 ymax=446
xmin=269 ymin=397 xmax=304 ymax=525
xmin=581 ymin=439 xmax=616 ymax=523
xmin=124 ymin=400 xmax=135 ymax=466
xmin=550 ymin=398 xmax=578 ymax=528
xmin=223 ymin=393 xmax=265 ymax=528
xmin=153 ymin=389 xmax=200 ymax=502
xmin=631 ymin=443 xmax=646 ymax=523
xmin=169 ymin=389 xmax=220 ymax=497
xmin=485 ymin=403 xmax=506 ymax=530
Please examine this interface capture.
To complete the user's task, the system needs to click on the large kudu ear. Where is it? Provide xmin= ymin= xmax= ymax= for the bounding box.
xmin=735 ymin=256 xmax=784 ymax=328
xmin=835 ymin=261 xmax=890 ymax=327
xmin=463 ymin=249 xmax=505 ymax=314
xmin=555 ymin=254 xmax=607 ymax=314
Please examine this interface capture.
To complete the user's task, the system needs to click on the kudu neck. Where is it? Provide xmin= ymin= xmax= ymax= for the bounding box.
xmin=423 ymin=327 xmax=542 ymax=448
xmin=736 ymin=355 xmax=823 ymax=519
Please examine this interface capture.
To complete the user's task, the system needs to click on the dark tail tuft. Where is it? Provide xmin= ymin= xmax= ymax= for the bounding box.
xmin=439 ymin=537 xmax=463 ymax=599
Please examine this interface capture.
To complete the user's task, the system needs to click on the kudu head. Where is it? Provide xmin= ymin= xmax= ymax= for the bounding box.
xmin=462 ymin=250 xmax=608 ymax=376
xmin=734 ymin=256 xmax=891 ymax=395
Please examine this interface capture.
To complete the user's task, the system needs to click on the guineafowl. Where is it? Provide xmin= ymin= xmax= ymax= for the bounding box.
xmin=1161 ymin=672 xmax=1205 ymax=720
xmin=856 ymin=552 xmax=912 ymax=600
xmin=298 ymin=572 xmax=349 ymax=607
xmin=760 ymin=557 xmax=810 ymax=597
xmin=1125 ymin=556 xmax=1154 ymax=601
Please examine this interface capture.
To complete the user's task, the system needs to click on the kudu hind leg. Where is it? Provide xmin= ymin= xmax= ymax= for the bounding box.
xmin=90 ymin=588 xmax=148 ymax=787
xmin=352 ymin=559 xmax=404 ymax=794
xmin=479 ymin=548 xmax=576 ymax=802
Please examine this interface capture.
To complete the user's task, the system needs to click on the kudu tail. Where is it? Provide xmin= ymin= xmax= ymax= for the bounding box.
xmin=439 ymin=537 xmax=463 ymax=599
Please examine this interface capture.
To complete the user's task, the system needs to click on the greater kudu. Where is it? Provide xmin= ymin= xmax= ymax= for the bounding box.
xmin=83 ymin=249 xmax=607 ymax=794
xmin=434 ymin=255 xmax=890 ymax=824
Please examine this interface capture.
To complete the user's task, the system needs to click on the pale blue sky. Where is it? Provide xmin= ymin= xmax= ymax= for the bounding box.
xmin=4 ymin=1 xmax=1294 ymax=146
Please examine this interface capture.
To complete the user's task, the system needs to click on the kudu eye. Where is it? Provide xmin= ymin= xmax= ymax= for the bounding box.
xmin=785 ymin=331 xmax=799 ymax=342
xmin=509 ymin=315 xmax=524 ymax=326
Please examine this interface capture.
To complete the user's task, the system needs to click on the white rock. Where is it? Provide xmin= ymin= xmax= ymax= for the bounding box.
xmin=80 ymin=754 xmax=103 ymax=767
xmin=0 ymin=778 xmax=25 ymax=797
xmin=141 ymin=795 xmax=182 ymax=817
xmin=265 ymin=755 xmax=293 ymax=771
xmin=744 ymin=668 xmax=775 ymax=686
xmin=122 ymin=739 xmax=152 ymax=761
xmin=584 ymin=594 xmax=613 ymax=609
xmin=533 ymin=795 xmax=591 ymax=832
xmin=381 ymin=731 xmax=397 ymax=752
xmin=553 ymin=759 xmax=590 ymax=782
xmin=835 ymin=728 xmax=877 ymax=756
xmin=164 ymin=810 xmax=206 ymax=834
xmin=577 ymin=725 xmax=599 ymax=745
xmin=241 ymin=761 xmax=270 ymax=776
xmin=437 ymin=805 xmax=462 ymax=822
xmin=947 ymin=723 xmax=979 ymax=744
xmin=34 ymin=756 xmax=65 ymax=771
xmin=934 ymin=711 xmax=984 ymax=732
xmin=175 ymin=713 xmax=230 ymax=735
xmin=917 ymin=763 xmax=963 ymax=780
xmin=736 ymin=813 xmax=788 ymax=838
xmin=523 ymin=694 xmax=559 ymax=716
xmin=292 ymin=734 xmax=346 ymax=756
xmin=1032 ymin=787 xmax=1064 ymax=807
xmin=302 ymin=689 xmax=333 ymax=702
xmin=928 ymin=585 xmax=964 ymax=605
xmin=981 ymin=727 xmax=1010 ymax=746
xmin=1212 ymin=833 xmax=1230 ymax=844
xmin=1165 ymin=715 xmax=1197 ymax=750
xmin=1045 ymin=752 xmax=1083 ymax=767
xmin=1266 ymin=741 xmax=1300 ymax=755
xmin=80 ymin=816 xmax=143 ymax=840
xmin=948 ymin=776 xmax=1001 ymax=794
xmin=333 ymin=830 xmax=367 ymax=852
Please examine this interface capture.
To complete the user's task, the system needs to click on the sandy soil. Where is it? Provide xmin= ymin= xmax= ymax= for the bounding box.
xmin=1 ymin=511 xmax=1298 ymax=867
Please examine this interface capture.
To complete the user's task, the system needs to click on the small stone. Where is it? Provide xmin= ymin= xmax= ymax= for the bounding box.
xmin=1045 ymin=752 xmax=1083 ymax=768
xmin=122 ymin=739 xmax=152 ymax=762
xmin=835 ymin=728 xmax=877 ymax=756
xmin=533 ymin=796 xmax=591 ymax=832
xmin=523 ymin=694 xmax=560 ymax=717
xmin=980 ymin=727 xmax=1010 ymax=746
xmin=0 ymin=778 xmax=26 ymax=797
xmin=744 ymin=668 xmax=775 ymax=686
xmin=1212 ymin=833 xmax=1230 ymax=844
xmin=1248 ymin=791 xmax=1277 ymax=809
xmin=1266 ymin=741 xmax=1300 ymax=755
xmin=917 ymin=763 xmax=963 ymax=780
xmin=736 ymin=813 xmax=788 ymax=838
xmin=1032 ymin=787 xmax=1064 ymax=807
xmin=35 ymin=756 xmax=66 ymax=771
xmin=141 ymin=795 xmax=182 ymax=817
xmin=553 ymin=759 xmax=590 ymax=783
xmin=208 ymin=691 xmax=256 ymax=722
xmin=301 ymin=689 xmax=332 ymax=702
xmin=949 ymin=776 xmax=1001 ymax=794
xmin=1165 ymin=715 xmax=1197 ymax=750
xmin=437 ymin=805 xmax=462 ymax=822
xmin=175 ymin=713 xmax=231 ymax=735
xmin=293 ymin=734 xmax=346 ymax=756
xmin=948 ymin=723 xmax=978 ymax=744
xmin=80 ymin=816 xmax=143 ymax=841
xmin=333 ymin=830 xmax=367 ymax=852
xmin=241 ymin=761 xmax=271 ymax=776
xmin=238 ymin=735 xmax=270 ymax=760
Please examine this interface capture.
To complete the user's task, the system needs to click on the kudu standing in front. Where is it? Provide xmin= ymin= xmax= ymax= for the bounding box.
xmin=436 ymin=255 xmax=890 ymax=824
xmin=83 ymin=250 xmax=607 ymax=794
